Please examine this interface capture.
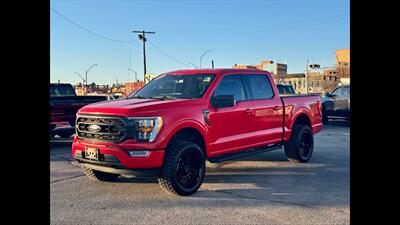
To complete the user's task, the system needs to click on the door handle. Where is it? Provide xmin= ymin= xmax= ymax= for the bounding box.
xmin=244 ymin=109 xmax=254 ymax=114
xmin=272 ymin=106 xmax=282 ymax=110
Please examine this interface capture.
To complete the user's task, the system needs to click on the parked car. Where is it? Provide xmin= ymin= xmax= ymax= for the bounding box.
xmin=277 ymin=83 xmax=296 ymax=95
xmin=50 ymin=83 xmax=107 ymax=138
xmin=72 ymin=69 xmax=323 ymax=196
xmin=321 ymin=84 xmax=350 ymax=124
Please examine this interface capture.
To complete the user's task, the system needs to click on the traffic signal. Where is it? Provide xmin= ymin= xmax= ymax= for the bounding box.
xmin=309 ymin=64 xmax=320 ymax=69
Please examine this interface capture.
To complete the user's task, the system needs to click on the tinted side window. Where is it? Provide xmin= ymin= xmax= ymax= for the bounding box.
xmin=243 ymin=74 xmax=274 ymax=100
xmin=342 ymin=87 xmax=350 ymax=97
xmin=213 ymin=74 xmax=246 ymax=101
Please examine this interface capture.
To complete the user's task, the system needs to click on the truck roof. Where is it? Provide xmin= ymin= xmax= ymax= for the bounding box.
xmin=167 ymin=68 xmax=271 ymax=75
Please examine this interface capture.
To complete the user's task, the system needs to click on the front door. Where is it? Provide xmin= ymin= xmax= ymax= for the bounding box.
xmin=208 ymin=74 xmax=255 ymax=156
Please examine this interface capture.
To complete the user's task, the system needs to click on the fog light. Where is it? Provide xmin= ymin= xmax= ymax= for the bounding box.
xmin=128 ymin=150 xmax=149 ymax=157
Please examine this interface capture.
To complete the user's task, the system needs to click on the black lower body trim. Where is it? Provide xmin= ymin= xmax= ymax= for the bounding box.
xmin=208 ymin=144 xmax=282 ymax=163
xmin=79 ymin=162 xmax=161 ymax=177
xmin=74 ymin=151 xmax=160 ymax=177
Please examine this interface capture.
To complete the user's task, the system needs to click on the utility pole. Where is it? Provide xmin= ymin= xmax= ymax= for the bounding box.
xmin=211 ymin=60 xmax=214 ymax=69
xmin=133 ymin=30 xmax=155 ymax=78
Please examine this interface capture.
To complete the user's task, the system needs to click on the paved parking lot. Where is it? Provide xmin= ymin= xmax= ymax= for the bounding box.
xmin=50 ymin=121 xmax=349 ymax=225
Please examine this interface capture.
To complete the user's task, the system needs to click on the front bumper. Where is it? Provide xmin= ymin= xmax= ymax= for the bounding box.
xmin=72 ymin=138 xmax=165 ymax=170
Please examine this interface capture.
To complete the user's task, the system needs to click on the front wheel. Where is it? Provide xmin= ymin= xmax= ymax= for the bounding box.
xmin=158 ymin=140 xmax=206 ymax=196
xmin=284 ymin=123 xmax=314 ymax=163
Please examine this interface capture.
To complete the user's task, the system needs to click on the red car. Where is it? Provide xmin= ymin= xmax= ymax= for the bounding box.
xmin=72 ymin=69 xmax=322 ymax=196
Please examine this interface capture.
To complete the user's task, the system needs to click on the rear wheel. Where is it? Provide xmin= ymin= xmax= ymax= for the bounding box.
xmin=158 ymin=140 xmax=205 ymax=196
xmin=284 ymin=123 xmax=314 ymax=163
xmin=82 ymin=167 xmax=119 ymax=182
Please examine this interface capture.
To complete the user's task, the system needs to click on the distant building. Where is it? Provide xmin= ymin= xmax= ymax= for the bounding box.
xmin=263 ymin=63 xmax=288 ymax=82
xmin=232 ymin=60 xmax=287 ymax=82
xmin=335 ymin=49 xmax=350 ymax=78
xmin=280 ymin=73 xmax=307 ymax=94
xmin=125 ymin=81 xmax=145 ymax=96
xmin=144 ymin=73 xmax=158 ymax=84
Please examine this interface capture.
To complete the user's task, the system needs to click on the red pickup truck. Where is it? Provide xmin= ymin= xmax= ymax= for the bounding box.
xmin=72 ymin=69 xmax=322 ymax=196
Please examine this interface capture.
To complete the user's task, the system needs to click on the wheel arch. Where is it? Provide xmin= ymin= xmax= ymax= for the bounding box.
xmin=161 ymin=120 xmax=209 ymax=158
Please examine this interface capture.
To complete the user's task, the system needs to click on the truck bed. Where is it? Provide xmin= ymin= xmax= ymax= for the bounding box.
xmin=280 ymin=94 xmax=323 ymax=141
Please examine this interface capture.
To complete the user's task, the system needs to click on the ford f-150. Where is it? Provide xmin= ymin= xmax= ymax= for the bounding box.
xmin=72 ymin=69 xmax=323 ymax=196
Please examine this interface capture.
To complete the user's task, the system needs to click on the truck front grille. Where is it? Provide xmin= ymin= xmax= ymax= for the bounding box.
xmin=76 ymin=115 xmax=133 ymax=142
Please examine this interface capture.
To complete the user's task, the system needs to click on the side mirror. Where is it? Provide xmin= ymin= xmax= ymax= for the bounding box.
xmin=211 ymin=95 xmax=235 ymax=108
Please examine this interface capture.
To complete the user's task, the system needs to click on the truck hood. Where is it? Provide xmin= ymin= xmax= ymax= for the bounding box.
xmin=78 ymin=98 xmax=201 ymax=116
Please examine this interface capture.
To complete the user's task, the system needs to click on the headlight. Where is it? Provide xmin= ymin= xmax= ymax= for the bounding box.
xmin=128 ymin=117 xmax=163 ymax=142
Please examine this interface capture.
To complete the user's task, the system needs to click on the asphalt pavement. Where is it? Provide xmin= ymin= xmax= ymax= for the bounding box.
xmin=50 ymin=120 xmax=350 ymax=225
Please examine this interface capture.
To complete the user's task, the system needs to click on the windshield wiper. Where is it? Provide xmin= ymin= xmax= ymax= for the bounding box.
xmin=129 ymin=94 xmax=147 ymax=99
xmin=151 ymin=95 xmax=178 ymax=100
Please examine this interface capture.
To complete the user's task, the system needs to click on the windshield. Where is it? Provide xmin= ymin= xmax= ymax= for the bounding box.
xmin=129 ymin=74 xmax=216 ymax=99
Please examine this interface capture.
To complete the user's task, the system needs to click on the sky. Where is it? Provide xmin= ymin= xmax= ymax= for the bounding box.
xmin=50 ymin=0 xmax=350 ymax=85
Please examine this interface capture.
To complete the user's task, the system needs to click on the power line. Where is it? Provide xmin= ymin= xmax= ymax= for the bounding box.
xmin=51 ymin=7 xmax=137 ymax=43
xmin=157 ymin=16 xmax=347 ymax=36
xmin=147 ymin=41 xmax=191 ymax=67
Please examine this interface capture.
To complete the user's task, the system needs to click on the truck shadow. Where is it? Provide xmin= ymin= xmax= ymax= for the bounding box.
xmin=324 ymin=119 xmax=350 ymax=127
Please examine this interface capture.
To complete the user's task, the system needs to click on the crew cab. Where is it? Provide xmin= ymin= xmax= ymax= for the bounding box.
xmin=321 ymin=84 xmax=350 ymax=124
xmin=72 ymin=69 xmax=323 ymax=196
xmin=50 ymin=83 xmax=107 ymax=138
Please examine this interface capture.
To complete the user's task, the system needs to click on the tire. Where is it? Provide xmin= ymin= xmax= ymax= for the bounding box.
xmin=158 ymin=140 xmax=206 ymax=196
xmin=82 ymin=166 xmax=119 ymax=182
xmin=284 ymin=123 xmax=314 ymax=163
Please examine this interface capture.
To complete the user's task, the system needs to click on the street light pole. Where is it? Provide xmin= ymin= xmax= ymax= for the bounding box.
xmin=75 ymin=72 xmax=85 ymax=84
xmin=85 ymin=64 xmax=98 ymax=87
xmin=306 ymin=60 xmax=309 ymax=94
xmin=128 ymin=69 xmax=137 ymax=82
xmin=84 ymin=64 xmax=98 ymax=95
xmin=199 ymin=50 xmax=211 ymax=68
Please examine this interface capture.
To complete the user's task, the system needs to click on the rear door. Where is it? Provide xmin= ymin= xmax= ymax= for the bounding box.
xmin=242 ymin=74 xmax=284 ymax=145
xmin=339 ymin=86 xmax=350 ymax=116
xmin=208 ymin=74 xmax=256 ymax=155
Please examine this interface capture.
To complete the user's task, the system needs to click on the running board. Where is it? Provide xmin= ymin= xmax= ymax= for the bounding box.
xmin=208 ymin=144 xmax=282 ymax=163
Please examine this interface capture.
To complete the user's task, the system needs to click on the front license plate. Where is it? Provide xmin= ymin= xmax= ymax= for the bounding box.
xmin=85 ymin=147 xmax=99 ymax=160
